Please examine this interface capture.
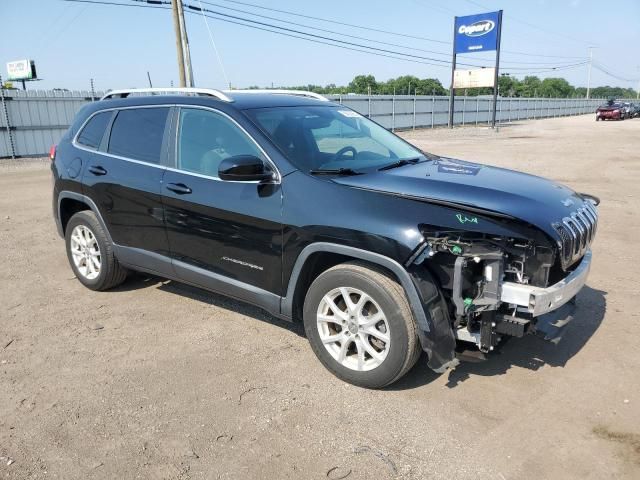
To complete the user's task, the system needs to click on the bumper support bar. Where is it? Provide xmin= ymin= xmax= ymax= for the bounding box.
xmin=500 ymin=250 xmax=591 ymax=317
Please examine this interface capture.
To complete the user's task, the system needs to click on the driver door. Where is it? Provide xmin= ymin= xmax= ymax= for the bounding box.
xmin=162 ymin=106 xmax=283 ymax=301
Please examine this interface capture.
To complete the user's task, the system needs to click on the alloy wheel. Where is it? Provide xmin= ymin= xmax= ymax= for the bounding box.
xmin=316 ymin=287 xmax=391 ymax=371
xmin=69 ymin=225 xmax=102 ymax=280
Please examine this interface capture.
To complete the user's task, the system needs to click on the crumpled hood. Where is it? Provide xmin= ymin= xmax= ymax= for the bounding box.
xmin=332 ymin=158 xmax=587 ymax=240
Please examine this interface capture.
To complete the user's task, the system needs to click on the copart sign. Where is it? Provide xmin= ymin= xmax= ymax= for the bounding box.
xmin=454 ymin=11 xmax=500 ymax=54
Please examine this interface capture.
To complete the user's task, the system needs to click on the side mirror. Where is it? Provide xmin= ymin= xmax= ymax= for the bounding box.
xmin=218 ymin=155 xmax=273 ymax=182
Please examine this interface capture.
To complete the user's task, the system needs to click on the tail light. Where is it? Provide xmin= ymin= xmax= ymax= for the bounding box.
xmin=49 ymin=144 xmax=56 ymax=161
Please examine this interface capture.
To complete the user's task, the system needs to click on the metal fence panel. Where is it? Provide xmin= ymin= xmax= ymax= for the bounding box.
xmin=0 ymin=89 xmax=624 ymax=158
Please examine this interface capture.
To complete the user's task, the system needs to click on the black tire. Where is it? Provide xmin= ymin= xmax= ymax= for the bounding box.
xmin=303 ymin=261 xmax=422 ymax=389
xmin=65 ymin=210 xmax=127 ymax=291
xmin=595 ymin=116 xmax=600 ymax=121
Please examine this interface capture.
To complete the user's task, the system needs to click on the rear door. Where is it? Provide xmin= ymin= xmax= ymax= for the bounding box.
xmin=80 ymin=105 xmax=172 ymax=274
xmin=162 ymin=106 xmax=283 ymax=303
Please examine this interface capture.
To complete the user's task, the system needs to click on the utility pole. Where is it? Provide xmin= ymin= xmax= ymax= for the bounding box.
xmin=586 ymin=47 xmax=593 ymax=99
xmin=171 ymin=0 xmax=187 ymax=87
xmin=176 ymin=0 xmax=194 ymax=87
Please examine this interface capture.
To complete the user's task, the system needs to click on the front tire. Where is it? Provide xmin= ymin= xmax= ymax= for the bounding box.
xmin=303 ymin=262 xmax=421 ymax=388
xmin=65 ymin=211 xmax=127 ymax=291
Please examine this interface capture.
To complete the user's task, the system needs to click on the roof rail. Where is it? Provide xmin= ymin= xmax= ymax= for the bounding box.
xmin=225 ymin=89 xmax=329 ymax=102
xmin=100 ymin=87 xmax=233 ymax=102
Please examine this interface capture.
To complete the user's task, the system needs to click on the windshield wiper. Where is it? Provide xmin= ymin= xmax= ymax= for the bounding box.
xmin=378 ymin=157 xmax=422 ymax=171
xmin=309 ymin=168 xmax=361 ymax=176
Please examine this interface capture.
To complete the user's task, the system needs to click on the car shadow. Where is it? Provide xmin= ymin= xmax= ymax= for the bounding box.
xmin=111 ymin=273 xmax=305 ymax=337
xmin=387 ymin=285 xmax=607 ymax=391
xmin=112 ymin=275 xmax=606 ymax=391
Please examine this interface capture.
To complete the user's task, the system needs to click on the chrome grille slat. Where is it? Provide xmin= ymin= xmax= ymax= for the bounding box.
xmin=576 ymin=211 xmax=591 ymax=246
xmin=553 ymin=201 xmax=598 ymax=269
xmin=578 ymin=209 xmax=594 ymax=243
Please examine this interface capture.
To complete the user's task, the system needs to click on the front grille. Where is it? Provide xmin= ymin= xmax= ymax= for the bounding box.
xmin=553 ymin=201 xmax=598 ymax=269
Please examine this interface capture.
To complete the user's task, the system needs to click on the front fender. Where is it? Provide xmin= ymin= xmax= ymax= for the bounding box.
xmin=282 ymin=242 xmax=459 ymax=373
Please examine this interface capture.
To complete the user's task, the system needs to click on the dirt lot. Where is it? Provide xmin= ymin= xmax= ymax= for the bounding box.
xmin=1 ymin=114 xmax=639 ymax=479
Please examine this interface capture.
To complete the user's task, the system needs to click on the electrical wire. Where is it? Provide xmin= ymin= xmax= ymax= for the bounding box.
xmin=502 ymin=62 xmax=589 ymax=76
xmin=208 ymin=0 xmax=591 ymax=60
xmin=187 ymin=2 xmax=591 ymax=70
xmin=61 ymin=0 xmax=455 ymax=68
xmin=203 ymin=0 xmax=451 ymax=44
xmin=591 ymin=62 xmax=639 ymax=83
xmin=462 ymin=0 xmax=594 ymax=46
xmin=196 ymin=0 xmax=230 ymax=87
xmin=197 ymin=0 xmax=587 ymax=66
xmin=60 ymin=0 xmax=597 ymax=75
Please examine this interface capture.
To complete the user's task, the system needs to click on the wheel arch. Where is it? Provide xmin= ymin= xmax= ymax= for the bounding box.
xmin=58 ymin=191 xmax=112 ymax=243
xmin=282 ymin=242 xmax=459 ymax=373
xmin=282 ymin=243 xmax=430 ymax=333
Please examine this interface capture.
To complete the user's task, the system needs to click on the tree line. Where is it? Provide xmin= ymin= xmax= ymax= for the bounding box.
xmin=253 ymin=74 xmax=637 ymax=99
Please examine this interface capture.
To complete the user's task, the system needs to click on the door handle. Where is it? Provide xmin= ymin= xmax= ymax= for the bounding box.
xmin=166 ymin=183 xmax=192 ymax=195
xmin=88 ymin=165 xmax=107 ymax=176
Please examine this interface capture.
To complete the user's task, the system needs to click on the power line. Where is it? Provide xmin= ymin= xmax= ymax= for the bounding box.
xmin=462 ymin=0 xmax=594 ymax=46
xmin=173 ymin=1 xmax=589 ymax=71
xmin=61 ymin=0 xmax=456 ymax=69
xmin=199 ymin=0 xmax=455 ymax=58
xmin=196 ymin=0 xmax=230 ymax=88
xmin=208 ymin=0 xmax=591 ymax=60
xmin=592 ymin=63 xmax=639 ymax=83
xmin=502 ymin=62 xmax=589 ymax=76
xmin=197 ymin=0 xmax=587 ymax=67
xmin=61 ymin=0 xmax=595 ymax=75
xmin=205 ymin=0 xmax=451 ymax=44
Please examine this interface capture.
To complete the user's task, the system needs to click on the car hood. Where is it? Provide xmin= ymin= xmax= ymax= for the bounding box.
xmin=332 ymin=158 xmax=587 ymax=240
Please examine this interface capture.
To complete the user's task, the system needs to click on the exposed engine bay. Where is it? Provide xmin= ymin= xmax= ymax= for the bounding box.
xmin=413 ymin=228 xmax=588 ymax=357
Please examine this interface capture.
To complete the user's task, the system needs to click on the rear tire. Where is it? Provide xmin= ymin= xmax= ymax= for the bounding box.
xmin=65 ymin=211 xmax=127 ymax=291
xmin=303 ymin=261 xmax=421 ymax=389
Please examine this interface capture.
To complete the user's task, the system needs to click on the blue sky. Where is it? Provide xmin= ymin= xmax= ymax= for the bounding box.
xmin=1 ymin=0 xmax=638 ymax=92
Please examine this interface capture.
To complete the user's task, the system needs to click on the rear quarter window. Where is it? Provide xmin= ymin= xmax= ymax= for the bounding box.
xmin=107 ymin=107 xmax=169 ymax=164
xmin=76 ymin=111 xmax=112 ymax=149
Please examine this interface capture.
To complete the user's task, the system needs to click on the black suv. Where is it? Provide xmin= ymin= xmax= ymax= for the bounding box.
xmin=52 ymin=88 xmax=598 ymax=388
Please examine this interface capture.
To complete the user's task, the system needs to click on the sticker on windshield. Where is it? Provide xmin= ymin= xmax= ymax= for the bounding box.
xmin=337 ymin=110 xmax=362 ymax=118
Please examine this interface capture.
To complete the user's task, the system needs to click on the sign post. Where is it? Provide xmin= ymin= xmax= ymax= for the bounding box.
xmin=448 ymin=18 xmax=458 ymax=129
xmin=449 ymin=10 xmax=502 ymax=128
xmin=490 ymin=10 xmax=503 ymax=128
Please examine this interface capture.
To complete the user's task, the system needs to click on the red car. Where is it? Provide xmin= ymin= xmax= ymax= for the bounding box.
xmin=596 ymin=102 xmax=625 ymax=121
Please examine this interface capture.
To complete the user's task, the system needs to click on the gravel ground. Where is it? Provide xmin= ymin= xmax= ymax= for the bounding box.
xmin=1 ymin=114 xmax=639 ymax=479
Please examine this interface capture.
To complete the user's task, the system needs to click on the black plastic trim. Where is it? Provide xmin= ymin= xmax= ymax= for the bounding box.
xmin=282 ymin=242 xmax=431 ymax=332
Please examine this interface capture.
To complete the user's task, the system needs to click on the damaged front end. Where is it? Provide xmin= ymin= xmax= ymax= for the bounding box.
xmin=407 ymin=200 xmax=597 ymax=372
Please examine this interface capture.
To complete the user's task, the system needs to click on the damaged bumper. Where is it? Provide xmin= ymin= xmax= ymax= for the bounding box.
xmin=501 ymin=250 xmax=591 ymax=316
xmin=453 ymin=250 xmax=592 ymax=355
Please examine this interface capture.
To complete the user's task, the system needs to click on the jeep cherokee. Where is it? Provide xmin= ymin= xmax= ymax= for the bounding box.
xmin=51 ymin=88 xmax=598 ymax=388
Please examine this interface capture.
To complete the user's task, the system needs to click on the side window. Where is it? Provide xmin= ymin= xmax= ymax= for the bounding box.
xmin=177 ymin=108 xmax=265 ymax=177
xmin=107 ymin=107 xmax=169 ymax=164
xmin=76 ymin=111 xmax=112 ymax=149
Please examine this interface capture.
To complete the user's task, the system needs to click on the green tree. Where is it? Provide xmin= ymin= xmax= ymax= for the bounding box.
xmin=538 ymin=78 xmax=574 ymax=98
xmin=515 ymin=76 xmax=542 ymax=97
xmin=347 ymin=75 xmax=378 ymax=94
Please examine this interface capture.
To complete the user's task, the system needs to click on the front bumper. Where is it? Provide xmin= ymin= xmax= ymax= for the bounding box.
xmin=500 ymin=250 xmax=592 ymax=316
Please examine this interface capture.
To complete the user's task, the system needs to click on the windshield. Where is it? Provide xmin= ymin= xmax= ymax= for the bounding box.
xmin=245 ymin=106 xmax=425 ymax=172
